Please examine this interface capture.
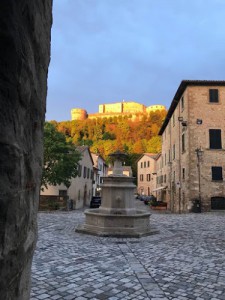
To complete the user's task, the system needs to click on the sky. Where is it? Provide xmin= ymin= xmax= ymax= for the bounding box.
xmin=46 ymin=0 xmax=225 ymax=121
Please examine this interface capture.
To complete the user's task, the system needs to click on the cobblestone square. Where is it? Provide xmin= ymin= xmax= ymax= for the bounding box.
xmin=31 ymin=203 xmax=225 ymax=299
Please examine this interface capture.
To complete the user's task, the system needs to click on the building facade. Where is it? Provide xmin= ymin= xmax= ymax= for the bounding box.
xmin=137 ymin=153 xmax=158 ymax=196
xmin=91 ymin=153 xmax=108 ymax=196
xmin=40 ymin=146 xmax=94 ymax=209
xmin=158 ymin=80 xmax=225 ymax=212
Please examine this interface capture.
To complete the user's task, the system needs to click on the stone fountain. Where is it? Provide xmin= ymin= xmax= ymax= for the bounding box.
xmin=76 ymin=151 xmax=155 ymax=237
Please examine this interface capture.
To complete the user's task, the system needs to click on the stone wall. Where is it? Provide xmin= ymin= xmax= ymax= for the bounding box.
xmin=71 ymin=102 xmax=166 ymax=120
xmin=159 ymin=82 xmax=225 ymax=213
xmin=122 ymin=101 xmax=145 ymax=113
xmin=0 ymin=1 xmax=52 ymax=299
xmin=71 ymin=108 xmax=87 ymax=120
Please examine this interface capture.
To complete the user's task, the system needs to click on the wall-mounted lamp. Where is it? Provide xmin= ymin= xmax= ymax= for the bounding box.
xmin=181 ymin=121 xmax=187 ymax=127
xmin=178 ymin=117 xmax=187 ymax=127
xmin=196 ymin=119 xmax=203 ymax=125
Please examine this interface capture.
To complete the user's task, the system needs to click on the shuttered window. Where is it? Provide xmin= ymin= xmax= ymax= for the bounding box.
xmin=212 ymin=167 xmax=223 ymax=181
xmin=173 ymin=144 xmax=175 ymax=159
xmin=209 ymin=129 xmax=222 ymax=149
xmin=209 ymin=89 xmax=219 ymax=103
xmin=182 ymin=134 xmax=185 ymax=153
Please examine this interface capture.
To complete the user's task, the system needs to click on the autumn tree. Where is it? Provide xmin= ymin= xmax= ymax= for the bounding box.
xmin=42 ymin=122 xmax=81 ymax=188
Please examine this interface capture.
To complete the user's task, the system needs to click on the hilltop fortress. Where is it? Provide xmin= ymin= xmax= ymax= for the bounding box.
xmin=71 ymin=101 xmax=166 ymax=121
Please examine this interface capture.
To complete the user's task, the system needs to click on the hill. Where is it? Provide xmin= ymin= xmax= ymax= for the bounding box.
xmin=51 ymin=110 xmax=166 ymax=177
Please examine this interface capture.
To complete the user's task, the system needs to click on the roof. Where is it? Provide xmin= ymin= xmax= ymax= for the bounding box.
xmin=158 ymin=80 xmax=225 ymax=135
xmin=91 ymin=152 xmax=106 ymax=168
xmin=76 ymin=145 xmax=88 ymax=153
xmin=76 ymin=146 xmax=94 ymax=165
xmin=136 ymin=153 xmax=159 ymax=163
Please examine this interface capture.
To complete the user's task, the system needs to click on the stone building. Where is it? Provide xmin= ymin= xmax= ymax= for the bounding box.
xmin=137 ymin=153 xmax=159 ymax=196
xmin=71 ymin=101 xmax=166 ymax=121
xmin=91 ymin=153 xmax=108 ymax=196
xmin=158 ymin=80 xmax=225 ymax=213
xmin=40 ymin=146 xmax=94 ymax=209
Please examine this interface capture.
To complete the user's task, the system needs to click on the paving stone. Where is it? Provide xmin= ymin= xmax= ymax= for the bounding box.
xmin=31 ymin=205 xmax=225 ymax=300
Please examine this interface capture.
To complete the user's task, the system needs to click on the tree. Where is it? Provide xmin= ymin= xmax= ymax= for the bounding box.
xmin=42 ymin=122 xmax=81 ymax=188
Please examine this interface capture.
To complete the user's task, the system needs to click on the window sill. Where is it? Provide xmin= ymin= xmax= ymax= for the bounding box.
xmin=206 ymin=148 xmax=225 ymax=151
xmin=212 ymin=180 xmax=223 ymax=182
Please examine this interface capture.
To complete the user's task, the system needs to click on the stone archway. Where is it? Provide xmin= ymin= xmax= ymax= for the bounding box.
xmin=0 ymin=1 xmax=52 ymax=299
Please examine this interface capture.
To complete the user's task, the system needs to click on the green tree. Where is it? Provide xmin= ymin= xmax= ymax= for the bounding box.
xmin=42 ymin=122 xmax=81 ymax=188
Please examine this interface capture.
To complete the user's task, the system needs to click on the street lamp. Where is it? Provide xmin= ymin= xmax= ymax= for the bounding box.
xmin=195 ymin=147 xmax=203 ymax=212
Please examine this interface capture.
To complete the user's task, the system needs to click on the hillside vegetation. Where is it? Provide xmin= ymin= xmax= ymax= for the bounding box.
xmin=51 ymin=110 xmax=166 ymax=174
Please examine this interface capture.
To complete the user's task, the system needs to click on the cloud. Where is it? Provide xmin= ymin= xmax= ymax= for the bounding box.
xmin=46 ymin=0 xmax=225 ymax=121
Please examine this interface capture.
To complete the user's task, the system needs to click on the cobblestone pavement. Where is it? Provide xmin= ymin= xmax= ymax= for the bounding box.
xmin=31 ymin=202 xmax=225 ymax=300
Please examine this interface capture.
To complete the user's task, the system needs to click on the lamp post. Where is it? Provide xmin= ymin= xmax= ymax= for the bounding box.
xmin=195 ymin=147 xmax=203 ymax=212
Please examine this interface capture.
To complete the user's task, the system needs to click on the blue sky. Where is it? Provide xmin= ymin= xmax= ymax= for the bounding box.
xmin=46 ymin=0 xmax=225 ymax=121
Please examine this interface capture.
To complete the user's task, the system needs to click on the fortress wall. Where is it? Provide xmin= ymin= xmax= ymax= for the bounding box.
xmin=99 ymin=104 xmax=104 ymax=113
xmin=71 ymin=108 xmax=87 ymax=120
xmin=71 ymin=103 xmax=167 ymax=121
xmin=103 ymin=102 xmax=122 ymax=113
xmin=122 ymin=102 xmax=146 ymax=113
xmin=146 ymin=105 xmax=166 ymax=112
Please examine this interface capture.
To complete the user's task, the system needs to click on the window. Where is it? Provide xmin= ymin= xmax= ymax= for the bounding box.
xmin=182 ymin=168 xmax=185 ymax=180
xmin=212 ymin=167 xmax=223 ymax=181
xmin=182 ymin=133 xmax=185 ymax=153
xmin=141 ymin=162 xmax=143 ymax=168
xmin=78 ymin=165 xmax=82 ymax=177
xmin=140 ymin=174 xmax=143 ymax=181
xmin=59 ymin=190 xmax=67 ymax=197
xmin=165 ymin=153 xmax=166 ymax=165
xmin=147 ymin=174 xmax=151 ymax=181
xmin=209 ymin=89 xmax=219 ymax=103
xmin=181 ymin=96 xmax=184 ymax=110
xmin=164 ymin=174 xmax=166 ymax=183
xmin=144 ymin=162 xmax=146 ymax=168
xmin=83 ymin=166 xmax=87 ymax=178
xmin=87 ymin=168 xmax=90 ymax=179
xmin=173 ymin=144 xmax=175 ymax=160
xmin=147 ymin=161 xmax=150 ymax=167
xmin=209 ymin=129 xmax=222 ymax=149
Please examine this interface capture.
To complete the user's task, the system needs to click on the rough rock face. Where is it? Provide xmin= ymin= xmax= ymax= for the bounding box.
xmin=0 ymin=1 xmax=52 ymax=299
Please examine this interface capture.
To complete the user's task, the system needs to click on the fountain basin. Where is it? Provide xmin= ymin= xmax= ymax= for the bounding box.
xmin=76 ymin=150 xmax=158 ymax=238
xmin=76 ymin=209 xmax=157 ymax=237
